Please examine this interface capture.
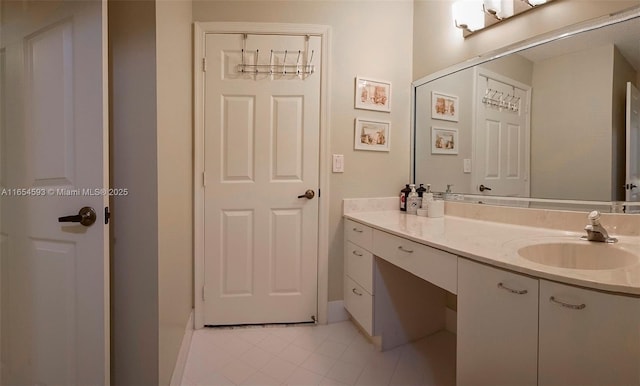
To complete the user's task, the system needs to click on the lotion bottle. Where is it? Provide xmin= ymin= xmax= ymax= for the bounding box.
xmin=406 ymin=184 xmax=420 ymax=215
xmin=421 ymin=184 xmax=434 ymax=208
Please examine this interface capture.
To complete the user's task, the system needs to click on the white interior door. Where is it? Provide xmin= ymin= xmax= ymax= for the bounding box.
xmin=1 ymin=1 xmax=109 ymax=384
xmin=203 ymin=33 xmax=320 ymax=325
xmin=474 ymin=69 xmax=531 ymax=196
xmin=625 ymin=82 xmax=640 ymax=209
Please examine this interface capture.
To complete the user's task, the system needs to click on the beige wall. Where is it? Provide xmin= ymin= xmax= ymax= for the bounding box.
xmin=110 ymin=0 xmax=193 ymax=384
xmin=156 ymin=0 xmax=193 ymax=384
xmin=192 ymin=0 xmax=414 ymax=301
xmin=530 ymin=44 xmax=613 ymax=200
xmin=413 ymin=0 xmax=638 ymax=80
xmin=414 ymin=67 xmax=474 ymax=192
xmin=109 ymin=0 xmax=160 ymax=384
xmin=480 ymin=53 xmax=534 ymax=87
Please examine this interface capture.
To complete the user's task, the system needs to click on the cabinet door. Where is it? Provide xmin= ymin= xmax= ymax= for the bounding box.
xmin=457 ymin=258 xmax=538 ymax=386
xmin=539 ymin=280 xmax=640 ymax=386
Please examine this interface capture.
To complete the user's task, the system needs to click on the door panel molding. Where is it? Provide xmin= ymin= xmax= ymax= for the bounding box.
xmin=193 ymin=22 xmax=331 ymax=328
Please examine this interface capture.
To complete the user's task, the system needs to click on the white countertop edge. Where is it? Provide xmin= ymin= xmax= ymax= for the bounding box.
xmin=345 ymin=211 xmax=640 ymax=297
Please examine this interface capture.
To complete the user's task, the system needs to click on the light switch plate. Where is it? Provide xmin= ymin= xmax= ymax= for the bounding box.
xmin=332 ymin=154 xmax=344 ymax=173
xmin=463 ymin=159 xmax=472 ymax=173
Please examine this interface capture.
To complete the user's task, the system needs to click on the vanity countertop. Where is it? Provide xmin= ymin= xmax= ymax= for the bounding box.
xmin=344 ymin=210 xmax=640 ymax=296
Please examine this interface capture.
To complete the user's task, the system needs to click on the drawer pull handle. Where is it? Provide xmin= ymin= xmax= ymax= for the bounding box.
xmin=549 ymin=296 xmax=586 ymax=310
xmin=352 ymin=250 xmax=363 ymax=257
xmin=497 ymin=282 xmax=528 ymax=295
xmin=352 ymin=288 xmax=363 ymax=296
xmin=398 ymin=246 xmax=414 ymax=253
xmin=352 ymin=228 xmax=363 ymax=233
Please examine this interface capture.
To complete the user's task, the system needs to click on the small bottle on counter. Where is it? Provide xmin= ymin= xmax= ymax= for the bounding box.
xmin=399 ymin=184 xmax=411 ymax=211
xmin=406 ymin=184 xmax=421 ymax=215
xmin=422 ymin=184 xmax=434 ymax=208
xmin=416 ymin=184 xmax=426 ymax=198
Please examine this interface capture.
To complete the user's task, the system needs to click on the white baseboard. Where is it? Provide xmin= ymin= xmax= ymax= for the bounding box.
xmin=445 ymin=308 xmax=457 ymax=334
xmin=327 ymin=300 xmax=349 ymax=323
xmin=170 ymin=310 xmax=194 ymax=386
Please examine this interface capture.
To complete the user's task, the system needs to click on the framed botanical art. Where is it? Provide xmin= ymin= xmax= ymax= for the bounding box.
xmin=355 ymin=76 xmax=391 ymax=112
xmin=354 ymin=118 xmax=390 ymax=152
xmin=431 ymin=127 xmax=458 ymax=155
xmin=431 ymin=91 xmax=459 ymax=122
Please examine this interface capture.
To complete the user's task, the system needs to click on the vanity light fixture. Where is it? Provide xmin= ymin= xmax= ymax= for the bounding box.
xmin=524 ymin=0 xmax=548 ymax=6
xmin=452 ymin=0 xmax=485 ymax=33
xmin=453 ymin=0 xmax=552 ymax=37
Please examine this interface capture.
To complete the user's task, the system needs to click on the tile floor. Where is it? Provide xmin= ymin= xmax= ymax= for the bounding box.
xmin=181 ymin=320 xmax=456 ymax=386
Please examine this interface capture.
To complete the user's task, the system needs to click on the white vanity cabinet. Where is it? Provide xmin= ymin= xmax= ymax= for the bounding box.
xmin=371 ymin=229 xmax=457 ymax=294
xmin=538 ymin=280 xmax=640 ymax=386
xmin=343 ymin=219 xmax=374 ymax=334
xmin=457 ymin=258 xmax=539 ymax=386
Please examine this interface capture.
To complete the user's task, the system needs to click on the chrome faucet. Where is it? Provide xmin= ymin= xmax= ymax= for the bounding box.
xmin=582 ymin=210 xmax=617 ymax=243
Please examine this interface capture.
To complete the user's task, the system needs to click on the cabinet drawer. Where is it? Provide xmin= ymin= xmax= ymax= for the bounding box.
xmin=372 ymin=229 xmax=457 ymax=294
xmin=344 ymin=276 xmax=373 ymax=335
xmin=345 ymin=241 xmax=373 ymax=293
xmin=344 ymin=219 xmax=373 ymax=250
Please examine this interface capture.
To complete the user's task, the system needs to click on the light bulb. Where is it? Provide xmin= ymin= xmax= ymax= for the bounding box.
xmin=452 ymin=0 xmax=485 ymax=32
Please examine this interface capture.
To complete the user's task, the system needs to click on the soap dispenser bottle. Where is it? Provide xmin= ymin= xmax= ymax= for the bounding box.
xmin=406 ymin=184 xmax=420 ymax=215
xmin=416 ymin=184 xmax=426 ymax=198
xmin=422 ymin=184 xmax=434 ymax=208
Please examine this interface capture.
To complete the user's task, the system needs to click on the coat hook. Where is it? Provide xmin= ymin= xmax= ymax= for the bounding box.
xmin=283 ymin=50 xmax=288 ymax=75
xmin=269 ymin=50 xmax=274 ymax=74
xmin=308 ymin=50 xmax=315 ymax=73
xmin=255 ymin=49 xmax=260 ymax=73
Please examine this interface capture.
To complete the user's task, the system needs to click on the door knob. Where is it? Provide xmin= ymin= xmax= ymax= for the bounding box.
xmin=297 ymin=189 xmax=315 ymax=199
xmin=479 ymin=184 xmax=492 ymax=192
xmin=58 ymin=206 xmax=97 ymax=226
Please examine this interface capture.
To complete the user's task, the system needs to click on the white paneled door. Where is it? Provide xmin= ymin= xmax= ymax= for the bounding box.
xmin=1 ymin=1 xmax=109 ymax=385
xmin=626 ymin=82 xmax=640 ymax=208
xmin=203 ymin=33 xmax=320 ymax=325
xmin=474 ymin=69 xmax=531 ymax=197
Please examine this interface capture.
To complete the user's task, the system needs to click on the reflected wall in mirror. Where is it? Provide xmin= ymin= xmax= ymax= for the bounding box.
xmin=413 ymin=7 xmax=640 ymax=209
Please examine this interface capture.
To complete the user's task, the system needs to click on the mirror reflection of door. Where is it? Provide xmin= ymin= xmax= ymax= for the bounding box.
xmin=473 ymin=69 xmax=531 ymax=197
xmin=626 ymin=82 xmax=640 ymax=211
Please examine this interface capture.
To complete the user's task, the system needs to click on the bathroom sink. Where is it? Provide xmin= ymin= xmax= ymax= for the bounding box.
xmin=517 ymin=241 xmax=639 ymax=270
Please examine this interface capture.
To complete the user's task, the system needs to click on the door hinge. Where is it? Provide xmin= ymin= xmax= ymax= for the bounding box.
xmin=203 ymin=171 xmax=207 ymax=187
xmin=202 ymin=57 xmax=207 ymax=72
xmin=104 ymin=206 xmax=110 ymax=225
xmin=318 ymin=189 xmax=321 ymax=197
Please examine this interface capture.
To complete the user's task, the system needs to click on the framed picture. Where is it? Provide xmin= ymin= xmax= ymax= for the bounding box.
xmin=354 ymin=118 xmax=390 ymax=152
xmin=355 ymin=76 xmax=391 ymax=112
xmin=431 ymin=91 xmax=459 ymax=121
xmin=431 ymin=127 xmax=458 ymax=154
